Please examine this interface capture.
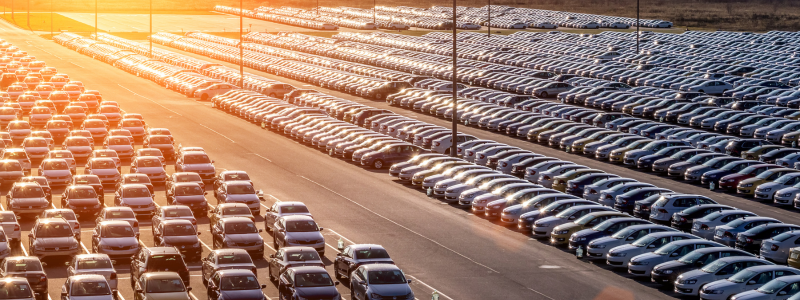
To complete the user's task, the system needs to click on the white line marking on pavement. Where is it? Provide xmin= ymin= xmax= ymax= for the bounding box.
xmin=21 ymin=243 xmax=28 ymax=256
xmin=33 ymin=46 xmax=62 ymax=59
xmin=405 ymin=275 xmax=453 ymax=300
xmin=117 ymin=84 xmax=184 ymax=117
xmin=199 ymin=239 xmax=212 ymax=251
xmin=80 ymin=241 xmax=90 ymax=254
xmin=527 ymin=287 xmax=557 ymax=300
xmin=69 ymin=62 xmax=84 ymax=68
xmin=263 ymin=241 xmax=276 ymax=252
xmin=326 ymin=229 xmax=354 ymax=245
xmin=188 ymin=292 xmax=199 ymax=300
xmin=298 ymin=175 xmax=499 ymax=273
xmin=251 ymin=153 xmax=272 ymax=162
xmin=199 ymin=124 xmax=235 ymax=143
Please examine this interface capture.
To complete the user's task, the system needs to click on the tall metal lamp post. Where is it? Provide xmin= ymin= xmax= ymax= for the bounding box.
xmin=636 ymin=0 xmax=640 ymax=53
xmin=239 ymin=0 xmax=243 ymax=88
xmin=94 ymin=0 xmax=97 ymax=40
xmin=487 ymin=0 xmax=490 ymax=37
xmin=450 ymin=1 xmax=457 ymax=157
xmin=149 ymin=0 xmax=152 ymax=57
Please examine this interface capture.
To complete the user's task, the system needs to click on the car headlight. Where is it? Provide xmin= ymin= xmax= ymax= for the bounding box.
xmin=593 ymin=244 xmax=606 ymax=249
xmin=556 ymin=230 xmax=569 ymax=235
xmin=609 ymin=252 xmax=626 ymax=257
xmin=761 ymin=188 xmax=772 ymax=192
xmin=742 ymin=183 xmax=753 ymax=187
xmin=34 ymin=244 xmax=44 ymax=251
xmin=535 ymin=223 xmax=549 ymax=227
xmin=286 ymin=239 xmax=299 ymax=244
xmin=369 ymin=293 xmax=382 ymax=300
xmin=193 ymin=242 xmax=201 ymax=248
xmin=782 ymin=193 xmax=793 ymax=197
xmin=576 ymin=237 xmax=586 ymax=241
xmin=93 ymin=203 xmax=101 ymax=208
xmin=702 ymin=289 xmax=723 ymax=295
xmin=662 ymin=270 xmax=673 ymax=274
xmin=679 ymin=279 xmax=697 ymax=285
xmin=100 ymin=244 xmax=112 ymax=250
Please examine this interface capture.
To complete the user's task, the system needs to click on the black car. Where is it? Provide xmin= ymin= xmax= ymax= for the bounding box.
xmin=614 ymin=188 xmax=672 ymax=214
xmin=0 ymin=256 xmax=47 ymax=300
xmin=333 ymin=244 xmax=394 ymax=280
xmin=760 ymin=148 xmax=800 ymax=164
xmin=650 ymin=247 xmax=752 ymax=285
xmin=509 ymin=157 xmax=558 ymax=177
xmin=724 ymin=139 xmax=770 ymax=157
xmin=700 ymin=160 xmax=760 ymax=185
xmin=636 ymin=146 xmax=693 ymax=169
xmin=565 ymin=174 xmax=617 ymax=196
xmin=670 ymin=204 xmax=735 ymax=232
xmin=130 ymin=247 xmax=190 ymax=288
xmin=633 ymin=193 xmax=672 ymax=219
xmin=735 ymin=223 xmax=800 ymax=254
xmin=567 ymin=218 xmax=651 ymax=250
xmin=277 ymin=267 xmax=340 ymax=300
xmin=152 ymin=219 xmax=202 ymax=261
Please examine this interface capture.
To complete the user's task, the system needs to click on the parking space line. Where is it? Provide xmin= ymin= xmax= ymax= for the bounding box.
xmin=326 ymin=229 xmax=354 ymax=245
xmin=262 ymin=241 xmax=276 ymax=252
xmin=80 ymin=241 xmax=90 ymax=254
xmin=298 ymin=175 xmax=499 ymax=273
xmin=251 ymin=153 xmax=272 ymax=162
xmin=117 ymin=84 xmax=184 ymax=117
xmin=199 ymin=124 xmax=235 ymax=143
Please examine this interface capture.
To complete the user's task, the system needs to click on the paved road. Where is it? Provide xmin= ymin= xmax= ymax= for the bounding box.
xmin=0 ymin=19 xmax=779 ymax=300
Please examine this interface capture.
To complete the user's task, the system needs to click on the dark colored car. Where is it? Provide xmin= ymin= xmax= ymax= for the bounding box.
xmin=360 ymin=144 xmax=422 ymax=169
xmin=567 ymin=218 xmax=651 ymax=250
xmin=700 ymin=160 xmax=760 ymax=186
xmin=718 ymin=164 xmax=781 ymax=190
xmin=333 ymin=244 xmax=394 ymax=281
xmin=735 ymin=223 xmax=800 ymax=254
xmin=724 ymin=139 xmax=770 ymax=157
xmin=206 ymin=269 xmax=267 ymax=300
xmin=614 ymin=188 xmax=672 ymax=214
xmin=650 ymin=247 xmax=752 ymax=285
xmin=633 ymin=193 xmax=672 ymax=219
xmin=670 ymin=204 xmax=735 ymax=232
xmin=0 ymin=256 xmax=47 ymax=300
xmin=760 ymin=148 xmax=800 ymax=164
xmin=130 ymin=247 xmax=190 ymax=288
xmin=565 ymin=174 xmax=617 ymax=196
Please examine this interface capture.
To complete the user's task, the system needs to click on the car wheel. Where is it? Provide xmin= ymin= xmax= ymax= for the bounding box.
xmin=268 ymin=265 xmax=276 ymax=282
xmin=202 ymin=274 xmax=208 ymax=286
xmin=374 ymin=93 xmax=383 ymax=100
xmin=200 ymin=94 xmax=208 ymax=101
xmin=334 ymin=266 xmax=342 ymax=280
xmin=269 ymin=93 xmax=276 ymax=98
xmin=350 ymin=284 xmax=356 ymax=300
xmin=699 ymin=90 xmax=704 ymax=93
xmin=373 ymin=160 xmax=384 ymax=169
xmin=541 ymin=92 xmax=549 ymax=98
xmin=273 ymin=237 xmax=279 ymax=249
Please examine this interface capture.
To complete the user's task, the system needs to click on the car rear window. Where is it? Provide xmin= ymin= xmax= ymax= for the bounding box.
xmin=280 ymin=206 xmax=309 ymax=214
xmin=146 ymin=255 xmax=185 ymax=272
xmin=355 ymin=248 xmax=390 ymax=259
xmin=217 ymin=254 xmax=252 ymax=264
xmin=77 ymin=259 xmax=113 ymax=270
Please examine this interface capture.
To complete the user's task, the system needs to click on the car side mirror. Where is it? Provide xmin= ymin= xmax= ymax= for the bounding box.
xmin=626 ymin=236 xmax=635 ymax=241
xmin=334 ymin=281 xmax=340 ymax=286
xmin=260 ymin=284 xmax=267 ymax=289
xmin=670 ymin=252 xmax=679 ymax=257
xmin=285 ymin=282 xmax=293 ymax=288
xmin=186 ymin=287 xmax=192 ymax=292
xmin=568 ymin=216 xmax=576 ymax=220
xmin=258 ymin=229 xmax=263 ymax=233
xmin=780 ymin=291 xmax=788 ymax=296
xmin=197 ymin=232 xmax=201 ymax=236
xmin=269 ymin=254 xmax=275 ymax=258
xmin=319 ymin=227 xmax=324 ymax=231
xmin=336 ymin=253 xmax=342 ymax=257
xmin=135 ymin=288 xmax=142 ymax=293
xmin=61 ymin=292 xmax=67 ymax=298
xmin=27 ymin=233 xmax=32 ymax=238
xmin=647 ymin=244 xmax=656 ymax=249
xmin=257 ymin=190 xmax=265 ymax=201
xmin=748 ymin=280 xmax=757 ymax=285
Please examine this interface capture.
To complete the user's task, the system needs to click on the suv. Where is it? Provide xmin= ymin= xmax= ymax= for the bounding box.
xmin=130 ymin=247 xmax=190 ymax=288
xmin=28 ymin=217 xmax=79 ymax=259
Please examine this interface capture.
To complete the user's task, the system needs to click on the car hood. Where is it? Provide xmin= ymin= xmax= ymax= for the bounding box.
xmin=220 ymin=290 xmax=265 ymax=300
xmin=163 ymin=235 xmax=199 ymax=245
xmin=702 ymin=278 xmax=739 ymax=291
xmin=630 ymin=252 xmax=667 ymax=264
xmin=294 ymin=286 xmax=339 ymax=299
xmin=225 ymin=233 xmax=263 ymax=243
xmin=678 ymin=269 xmax=713 ymax=282
xmin=144 ymin=291 xmax=190 ymax=300
xmin=121 ymin=197 xmax=153 ymax=205
xmin=43 ymin=170 xmax=71 ymax=176
xmin=285 ymin=231 xmax=324 ymax=241
xmin=367 ymin=283 xmax=413 ymax=297
xmin=654 ymin=260 xmax=690 ymax=271
xmin=225 ymin=194 xmax=259 ymax=202
xmin=726 ymin=290 xmax=771 ymax=300
xmin=35 ymin=236 xmax=76 ymax=247
xmin=91 ymin=169 xmax=119 ymax=175
xmin=98 ymin=237 xmax=138 ymax=247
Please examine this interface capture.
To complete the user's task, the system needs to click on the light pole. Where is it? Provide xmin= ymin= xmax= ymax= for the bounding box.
xmin=487 ymin=0 xmax=490 ymax=37
xmin=636 ymin=0 xmax=640 ymax=53
xmin=50 ymin=0 xmax=52 ymax=37
xmin=25 ymin=0 xmax=28 ymax=29
xmin=373 ymin=0 xmax=375 ymax=26
xmin=239 ymin=0 xmax=243 ymax=88
xmin=149 ymin=0 xmax=152 ymax=58
xmin=94 ymin=0 xmax=97 ymax=40
xmin=449 ymin=0 xmax=457 ymax=157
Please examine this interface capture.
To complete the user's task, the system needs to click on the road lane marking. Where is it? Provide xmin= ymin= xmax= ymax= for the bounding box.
xmin=117 ymin=84 xmax=184 ymax=117
xmin=262 ymin=241 xmax=276 ymax=251
xmin=80 ymin=241 xmax=90 ymax=254
xmin=188 ymin=292 xmax=199 ymax=300
xmin=326 ymin=229 xmax=354 ymax=244
xmin=251 ymin=153 xmax=272 ymax=162
xmin=298 ymin=175 xmax=499 ymax=273
xmin=199 ymin=124 xmax=235 ymax=143
xmin=69 ymin=62 xmax=85 ymax=68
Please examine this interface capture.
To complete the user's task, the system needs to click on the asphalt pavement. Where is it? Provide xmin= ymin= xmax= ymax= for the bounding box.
xmin=0 ymin=18 xmax=779 ymax=300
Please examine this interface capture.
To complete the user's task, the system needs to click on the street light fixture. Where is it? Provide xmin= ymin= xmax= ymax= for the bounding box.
xmin=450 ymin=0 xmax=457 ymax=157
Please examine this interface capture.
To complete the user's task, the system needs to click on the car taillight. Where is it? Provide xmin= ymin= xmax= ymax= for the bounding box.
xmin=133 ymin=221 xmax=139 ymax=227
xmin=39 ymin=275 xmax=46 ymax=282
xmin=700 ymin=224 xmax=709 ymax=230
xmin=13 ymin=224 xmax=19 ymax=231
xmin=590 ymin=189 xmax=597 ymax=194
xmin=191 ymin=219 xmax=196 ymax=225
xmin=251 ymin=267 xmax=258 ymax=276
xmin=606 ymin=195 xmax=612 ymax=199
xmin=434 ymin=142 xmax=440 ymax=146
xmin=658 ymin=208 xmax=668 ymax=213
xmin=680 ymin=217 xmax=687 ymax=223
xmin=110 ymin=273 xmax=117 ymax=280
xmin=457 ymin=148 xmax=462 ymax=153
xmin=73 ymin=224 xmax=79 ymax=229
xmin=745 ymin=237 xmax=753 ymax=244
xmin=772 ymin=245 xmax=779 ymax=251
xmin=543 ymin=175 xmax=550 ymax=181
xmin=724 ymin=231 xmax=734 ymax=238
xmin=571 ymin=183 xmax=578 ymax=188
xmin=479 ymin=154 xmax=485 ymax=159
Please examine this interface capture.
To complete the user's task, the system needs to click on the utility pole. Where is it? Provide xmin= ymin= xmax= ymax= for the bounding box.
xmin=373 ymin=0 xmax=375 ymax=26
xmin=636 ymin=0 xmax=640 ymax=54
xmin=50 ymin=0 xmax=52 ymax=37
xmin=25 ymin=0 xmax=28 ymax=29
xmin=487 ymin=0 xmax=490 ymax=37
xmin=239 ymin=0 xmax=243 ymax=88
xmin=94 ymin=0 xmax=97 ymax=40
xmin=149 ymin=0 xmax=152 ymax=58
xmin=450 ymin=0 xmax=457 ymax=157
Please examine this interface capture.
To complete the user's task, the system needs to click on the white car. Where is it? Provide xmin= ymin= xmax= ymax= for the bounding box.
xmin=674 ymin=256 xmax=772 ymax=296
xmin=114 ymin=184 xmax=155 ymax=217
xmin=67 ymin=254 xmax=119 ymax=294
xmin=699 ymin=265 xmax=799 ymax=300
xmin=606 ymin=231 xmax=698 ymax=268
xmin=760 ymin=231 xmax=800 ymax=264
xmin=194 ymin=83 xmax=237 ymax=101
xmin=0 ymin=211 xmax=21 ymax=245
xmin=648 ymin=194 xmax=717 ymax=224
xmin=585 ymin=224 xmax=675 ymax=260
xmin=685 ymin=81 xmax=733 ymax=95
xmin=691 ymin=210 xmax=758 ymax=240
xmin=728 ymin=274 xmax=800 ymax=300
xmin=38 ymin=159 xmax=72 ymax=186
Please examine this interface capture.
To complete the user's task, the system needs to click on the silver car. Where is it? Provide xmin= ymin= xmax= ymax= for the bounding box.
xmin=583 ymin=178 xmax=637 ymax=202
xmin=95 ymin=207 xmax=139 ymax=233
xmin=698 ymin=265 xmax=799 ymax=300
xmin=627 ymin=239 xmax=724 ymax=277
xmin=714 ymin=217 xmax=781 ymax=247
xmin=0 ymin=211 xmax=21 ymax=245
xmin=727 ymin=274 xmax=800 ymax=300
xmin=760 ymin=231 xmax=800 ymax=264
xmin=272 ymin=215 xmax=325 ymax=255
xmin=674 ymin=256 xmax=771 ymax=296
xmin=67 ymin=254 xmax=118 ymax=293
xmin=215 ymin=181 xmax=262 ymax=216
xmin=649 ymin=195 xmax=717 ymax=224
xmin=212 ymin=217 xmax=264 ymax=257
xmin=585 ymin=224 xmax=675 ymax=260
xmin=38 ymin=159 xmax=72 ymax=186
xmin=114 ymin=184 xmax=156 ymax=217
xmin=29 ymin=217 xmax=80 ymax=258
xmin=130 ymin=156 xmax=167 ymax=184
xmin=90 ymin=221 xmax=139 ymax=260
xmin=263 ymin=202 xmax=312 ymax=233
xmin=84 ymin=158 xmax=120 ymax=186
xmin=40 ymin=209 xmax=80 ymax=241
xmin=692 ymin=210 xmax=759 ymax=240
xmin=61 ymin=274 xmax=114 ymax=300
xmin=7 ymin=182 xmax=49 ymax=216
xmin=606 ymin=231 xmax=699 ymax=268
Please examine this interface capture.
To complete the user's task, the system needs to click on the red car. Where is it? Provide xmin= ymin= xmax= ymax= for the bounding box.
xmin=718 ymin=164 xmax=781 ymax=190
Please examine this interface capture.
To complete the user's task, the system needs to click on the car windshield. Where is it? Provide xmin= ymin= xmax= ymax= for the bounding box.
xmin=24 ymin=139 xmax=46 ymax=147
xmin=76 ymin=259 xmax=113 ymax=270
xmin=36 ymin=222 xmax=72 ymax=237
xmin=611 ymin=227 xmax=638 ymax=239
xmin=224 ymin=173 xmax=250 ymax=181
xmin=71 ymin=188 xmax=97 ymax=198
xmin=217 ymin=253 xmax=253 ymax=264
xmin=125 ymin=176 xmax=149 ymax=184
xmin=726 ymin=219 xmax=749 ymax=228
xmin=773 ymin=232 xmax=798 ymax=242
xmin=222 ymin=207 xmax=251 ymax=215
xmin=45 ymin=211 xmax=76 ymax=220
xmin=103 ymin=225 xmax=134 ymax=238
xmin=355 ymin=248 xmax=390 ymax=259
xmin=107 ymin=210 xmax=135 ymax=219
xmin=592 ymin=220 xmax=620 ymax=231
xmin=122 ymin=120 xmax=142 ymax=127
xmin=71 ymin=281 xmax=111 ymax=296
xmin=43 ymin=161 xmax=68 ymax=170
xmin=146 ymin=278 xmax=185 ymax=293
xmin=757 ymin=278 xmax=790 ymax=294
xmin=287 ymin=251 xmax=321 ymax=261
xmin=295 ymin=272 xmax=334 ymax=287
xmin=109 ymin=138 xmax=128 ymax=146
xmin=220 ymin=275 xmax=260 ymax=290
xmin=4 ymin=152 xmax=26 ymax=160
xmin=279 ymin=206 xmax=309 ymax=214
xmin=728 ymin=269 xmax=759 ymax=283
xmin=775 ymin=174 xmax=799 ymax=184
xmin=6 ymin=260 xmax=42 ymax=272
xmin=124 ymin=188 xmax=150 ymax=197
xmin=739 ymin=166 xmax=761 ymax=175
xmin=224 ymin=222 xmax=257 ymax=234
xmin=0 ymin=282 xmax=32 ymax=299
xmin=176 ymin=174 xmax=202 ymax=182
xmin=756 ymin=170 xmax=779 ymax=180
xmin=228 ymin=184 xmax=255 ymax=194
xmin=0 ymin=161 xmax=20 ymax=171
xmin=678 ymin=251 xmax=708 ymax=264
xmin=165 ymin=208 xmax=192 ymax=217
xmin=138 ymin=159 xmax=160 ymax=167
xmin=150 ymin=137 xmax=170 ymax=144
xmin=164 ymin=224 xmax=195 ymax=236
xmin=67 ymin=139 xmax=90 ymax=146
xmin=574 ymin=215 xmax=596 ymax=226
xmin=184 ymin=154 xmax=210 ymax=164
xmin=92 ymin=160 xmax=115 ymax=169
xmin=368 ymin=270 xmax=407 ymax=284
xmin=631 ymin=235 xmax=659 ymax=247
xmin=285 ymin=220 xmax=319 ymax=232
xmin=653 ymin=242 xmax=682 ymax=255
xmin=14 ymin=185 xmax=43 ymax=197
xmin=701 ymin=259 xmax=732 ymax=273
xmin=175 ymin=186 xmax=203 ymax=196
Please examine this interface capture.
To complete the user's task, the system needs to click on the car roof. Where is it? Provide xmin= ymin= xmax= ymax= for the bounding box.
xmin=216 ymin=269 xmax=255 ymax=276
xmin=36 ymin=217 xmax=68 ymax=224
xmin=211 ymin=248 xmax=249 ymax=256
xmin=70 ymin=274 xmax=107 ymax=282
xmin=361 ymin=264 xmax=401 ymax=271
xmin=280 ymin=215 xmax=314 ymax=221
xmin=162 ymin=219 xmax=194 ymax=225
xmin=349 ymin=244 xmax=386 ymax=251
xmin=276 ymin=202 xmax=306 ymax=207
xmin=219 ymin=203 xmax=249 ymax=208
xmin=220 ymin=217 xmax=254 ymax=223
xmin=75 ymin=254 xmax=111 ymax=261
xmin=145 ymin=247 xmax=181 ymax=255
xmin=289 ymin=266 xmax=328 ymax=274
xmin=143 ymin=272 xmax=183 ymax=279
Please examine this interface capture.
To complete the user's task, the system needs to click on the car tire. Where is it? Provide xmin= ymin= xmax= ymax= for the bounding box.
xmin=541 ymin=92 xmax=549 ymax=98
xmin=374 ymin=93 xmax=383 ymax=100
xmin=202 ymin=274 xmax=208 ymax=286
xmin=268 ymin=265 xmax=276 ymax=282
xmin=273 ymin=237 xmax=279 ymax=249
xmin=269 ymin=93 xmax=276 ymax=98
xmin=200 ymin=94 xmax=208 ymax=101
xmin=350 ymin=284 xmax=356 ymax=300
xmin=373 ymin=160 xmax=384 ymax=169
